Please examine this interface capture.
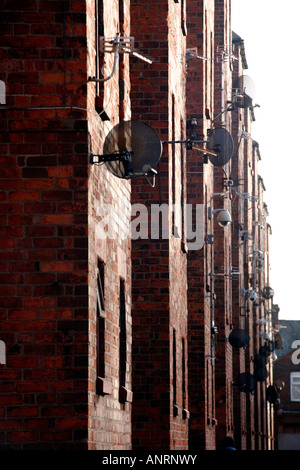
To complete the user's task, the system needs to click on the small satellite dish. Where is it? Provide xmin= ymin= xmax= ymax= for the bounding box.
xmin=92 ymin=120 xmax=162 ymax=179
xmin=253 ymin=353 xmax=267 ymax=369
xmin=266 ymin=385 xmax=279 ymax=404
xmin=262 ymin=285 xmax=274 ymax=299
xmin=234 ymin=373 xmax=257 ymax=394
xmin=274 ymin=378 xmax=285 ymax=391
xmin=259 ymin=344 xmax=270 ymax=357
xmin=274 ymin=333 xmax=283 ymax=350
xmin=259 ymin=341 xmax=275 ymax=357
xmin=254 ymin=367 xmax=268 ymax=382
xmin=232 ymin=75 xmax=256 ymax=108
xmin=228 ymin=329 xmax=250 ymax=349
xmin=206 ymin=127 xmax=234 ymax=166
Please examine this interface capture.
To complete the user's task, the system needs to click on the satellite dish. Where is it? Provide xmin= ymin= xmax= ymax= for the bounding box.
xmin=274 ymin=333 xmax=283 ymax=350
xmin=228 ymin=329 xmax=250 ymax=349
xmin=232 ymin=75 xmax=256 ymax=108
xmin=262 ymin=285 xmax=274 ymax=300
xmin=206 ymin=127 xmax=234 ymax=166
xmin=234 ymin=373 xmax=257 ymax=394
xmin=259 ymin=344 xmax=270 ymax=357
xmin=259 ymin=341 xmax=275 ymax=357
xmin=97 ymin=120 xmax=162 ymax=179
xmin=253 ymin=353 xmax=267 ymax=369
xmin=254 ymin=367 xmax=268 ymax=382
xmin=274 ymin=378 xmax=285 ymax=391
xmin=266 ymin=385 xmax=279 ymax=404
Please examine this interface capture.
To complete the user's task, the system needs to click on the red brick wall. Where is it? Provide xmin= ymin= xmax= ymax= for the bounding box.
xmin=186 ymin=0 xmax=216 ymax=450
xmin=0 ymin=0 xmax=89 ymax=449
xmin=86 ymin=0 xmax=132 ymax=450
xmin=0 ymin=0 xmax=132 ymax=450
xmin=130 ymin=0 xmax=188 ymax=450
xmin=231 ymin=35 xmax=248 ymax=450
xmin=213 ymin=0 xmax=234 ymax=449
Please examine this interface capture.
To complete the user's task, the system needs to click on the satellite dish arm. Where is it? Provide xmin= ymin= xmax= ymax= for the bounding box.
xmin=90 ymin=150 xmax=133 ymax=165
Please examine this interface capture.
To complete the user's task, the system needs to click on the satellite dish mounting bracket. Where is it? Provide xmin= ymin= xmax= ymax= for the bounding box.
xmin=90 ymin=151 xmax=136 ymax=178
xmin=90 ymin=151 xmax=133 ymax=165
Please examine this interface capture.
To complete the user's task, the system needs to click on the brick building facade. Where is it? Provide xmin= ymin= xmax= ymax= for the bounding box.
xmin=0 ymin=0 xmax=132 ymax=450
xmin=0 ymin=0 xmax=277 ymax=450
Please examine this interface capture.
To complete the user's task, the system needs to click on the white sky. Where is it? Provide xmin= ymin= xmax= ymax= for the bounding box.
xmin=231 ymin=0 xmax=300 ymax=320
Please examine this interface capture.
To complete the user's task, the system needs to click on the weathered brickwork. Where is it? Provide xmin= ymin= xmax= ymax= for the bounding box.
xmin=130 ymin=0 xmax=188 ymax=450
xmin=0 ymin=0 xmax=132 ymax=450
xmin=186 ymin=0 xmax=216 ymax=451
xmin=0 ymin=0 xmax=275 ymax=451
xmin=86 ymin=0 xmax=132 ymax=450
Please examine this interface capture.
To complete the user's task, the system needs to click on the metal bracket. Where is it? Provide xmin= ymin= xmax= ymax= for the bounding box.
xmin=205 ymin=234 xmax=214 ymax=245
xmin=90 ymin=151 xmax=133 ymax=165
xmin=100 ymin=36 xmax=134 ymax=54
xmin=99 ymin=36 xmax=153 ymax=64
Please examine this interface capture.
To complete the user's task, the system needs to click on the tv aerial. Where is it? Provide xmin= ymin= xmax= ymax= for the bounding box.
xmin=232 ymin=74 xmax=257 ymax=109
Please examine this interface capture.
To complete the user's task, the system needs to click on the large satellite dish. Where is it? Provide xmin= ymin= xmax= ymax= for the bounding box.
xmin=232 ymin=75 xmax=256 ymax=108
xmin=206 ymin=127 xmax=234 ymax=167
xmin=234 ymin=372 xmax=257 ymax=394
xmin=91 ymin=121 xmax=162 ymax=179
xmin=228 ymin=329 xmax=250 ymax=349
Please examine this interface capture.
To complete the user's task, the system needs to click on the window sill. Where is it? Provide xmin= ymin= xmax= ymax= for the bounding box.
xmin=119 ymin=386 xmax=133 ymax=403
xmin=96 ymin=376 xmax=113 ymax=396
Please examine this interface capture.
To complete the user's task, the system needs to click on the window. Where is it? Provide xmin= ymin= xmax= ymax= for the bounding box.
xmin=96 ymin=260 xmax=105 ymax=379
xmin=181 ymin=119 xmax=187 ymax=252
xmin=118 ymin=279 xmax=133 ymax=404
xmin=96 ymin=260 xmax=112 ymax=395
xmin=95 ymin=0 xmax=110 ymax=120
xmin=182 ymin=337 xmax=186 ymax=413
xmin=173 ymin=329 xmax=178 ymax=416
xmin=290 ymin=372 xmax=300 ymax=401
xmin=119 ymin=279 xmax=126 ymax=389
xmin=172 ymin=95 xmax=176 ymax=236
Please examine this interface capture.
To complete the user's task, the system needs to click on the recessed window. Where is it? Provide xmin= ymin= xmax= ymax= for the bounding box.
xmin=96 ymin=260 xmax=112 ymax=396
xmin=119 ymin=279 xmax=126 ymax=389
xmin=96 ymin=260 xmax=105 ymax=379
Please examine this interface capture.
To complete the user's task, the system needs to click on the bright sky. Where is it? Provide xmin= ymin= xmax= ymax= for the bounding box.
xmin=231 ymin=0 xmax=300 ymax=320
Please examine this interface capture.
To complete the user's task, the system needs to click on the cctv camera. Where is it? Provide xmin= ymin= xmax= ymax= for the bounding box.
xmin=216 ymin=209 xmax=232 ymax=227
xmin=248 ymin=290 xmax=257 ymax=302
